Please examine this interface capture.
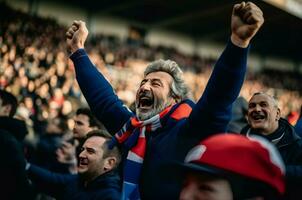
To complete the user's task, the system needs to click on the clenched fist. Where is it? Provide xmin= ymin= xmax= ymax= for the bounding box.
xmin=231 ymin=2 xmax=264 ymax=48
xmin=66 ymin=20 xmax=89 ymax=54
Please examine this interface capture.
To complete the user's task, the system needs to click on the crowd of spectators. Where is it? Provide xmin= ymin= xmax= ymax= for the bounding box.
xmin=0 ymin=1 xmax=301 ymax=138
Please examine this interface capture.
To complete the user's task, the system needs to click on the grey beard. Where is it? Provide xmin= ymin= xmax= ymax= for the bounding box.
xmin=136 ymin=100 xmax=171 ymax=121
xmin=136 ymin=109 xmax=158 ymax=121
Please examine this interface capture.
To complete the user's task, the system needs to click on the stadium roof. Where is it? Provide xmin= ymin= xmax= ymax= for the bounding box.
xmin=54 ymin=0 xmax=302 ymax=62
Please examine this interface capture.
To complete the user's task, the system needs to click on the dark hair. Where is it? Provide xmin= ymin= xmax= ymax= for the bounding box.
xmin=0 ymin=90 xmax=18 ymax=117
xmin=76 ymin=108 xmax=106 ymax=130
xmin=84 ymin=130 xmax=121 ymax=167
xmin=85 ymin=129 xmax=112 ymax=140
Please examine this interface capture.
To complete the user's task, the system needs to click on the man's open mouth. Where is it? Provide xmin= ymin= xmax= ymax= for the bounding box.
xmin=251 ymin=113 xmax=266 ymax=121
xmin=138 ymin=93 xmax=154 ymax=110
xmin=79 ymin=158 xmax=88 ymax=166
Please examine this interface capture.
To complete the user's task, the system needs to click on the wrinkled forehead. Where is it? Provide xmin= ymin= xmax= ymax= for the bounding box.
xmin=249 ymin=93 xmax=278 ymax=106
xmin=143 ymin=71 xmax=174 ymax=83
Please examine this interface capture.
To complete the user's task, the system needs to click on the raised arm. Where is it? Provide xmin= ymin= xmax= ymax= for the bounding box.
xmin=66 ymin=21 xmax=132 ymax=134
xmin=185 ymin=2 xmax=264 ymax=139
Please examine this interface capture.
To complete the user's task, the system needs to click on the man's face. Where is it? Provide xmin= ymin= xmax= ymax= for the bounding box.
xmin=135 ymin=71 xmax=176 ymax=120
xmin=73 ymin=114 xmax=95 ymax=139
xmin=179 ymin=172 xmax=233 ymax=200
xmin=78 ymin=136 xmax=107 ymax=180
xmin=247 ymin=94 xmax=280 ymax=135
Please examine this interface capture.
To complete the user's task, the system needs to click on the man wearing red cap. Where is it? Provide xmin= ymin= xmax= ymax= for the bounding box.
xmin=178 ymin=134 xmax=285 ymax=200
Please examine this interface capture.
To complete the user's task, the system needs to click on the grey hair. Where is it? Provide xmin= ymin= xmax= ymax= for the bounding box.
xmin=144 ymin=59 xmax=192 ymax=102
xmin=252 ymin=92 xmax=279 ymax=107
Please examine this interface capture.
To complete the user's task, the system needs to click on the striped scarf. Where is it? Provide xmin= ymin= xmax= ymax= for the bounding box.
xmin=110 ymin=100 xmax=193 ymax=200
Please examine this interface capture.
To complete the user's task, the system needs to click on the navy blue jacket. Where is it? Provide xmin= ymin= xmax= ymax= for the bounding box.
xmin=27 ymin=164 xmax=121 ymax=200
xmin=0 ymin=130 xmax=35 ymax=200
xmin=70 ymin=41 xmax=248 ymax=199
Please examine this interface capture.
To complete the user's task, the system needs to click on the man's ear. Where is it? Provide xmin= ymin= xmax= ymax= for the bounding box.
xmin=103 ymin=157 xmax=117 ymax=172
xmin=91 ymin=126 xmax=99 ymax=131
xmin=170 ymin=93 xmax=181 ymax=104
xmin=276 ymin=108 xmax=281 ymax=121
xmin=174 ymin=96 xmax=181 ymax=104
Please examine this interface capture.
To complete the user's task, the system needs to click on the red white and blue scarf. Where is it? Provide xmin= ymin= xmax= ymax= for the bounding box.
xmin=109 ymin=100 xmax=193 ymax=200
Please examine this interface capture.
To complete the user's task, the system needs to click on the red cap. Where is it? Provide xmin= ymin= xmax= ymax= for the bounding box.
xmin=183 ymin=134 xmax=285 ymax=195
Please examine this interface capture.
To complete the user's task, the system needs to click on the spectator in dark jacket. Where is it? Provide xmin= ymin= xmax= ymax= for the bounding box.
xmin=0 ymin=129 xmax=35 ymax=200
xmin=0 ymin=90 xmax=34 ymax=199
xmin=241 ymin=92 xmax=302 ymax=199
xmin=0 ymin=89 xmax=28 ymax=142
xmin=27 ymin=130 xmax=121 ymax=200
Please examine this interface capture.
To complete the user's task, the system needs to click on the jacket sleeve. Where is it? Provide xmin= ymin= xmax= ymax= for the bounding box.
xmin=70 ymin=49 xmax=132 ymax=134
xmin=286 ymin=165 xmax=302 ymax=182
xmin=27 ymin=164 xmax=74 ymax=198
xmin=286 ymin=140 xmax=302 ymax=183
xmin=183 ymin=40 xmax=248 ymax=142
xmin=94 ymin=189 xmax=121 ymax=200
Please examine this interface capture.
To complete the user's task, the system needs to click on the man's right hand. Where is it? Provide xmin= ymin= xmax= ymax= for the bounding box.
xmin=56 ymin=141 xmax=76 ymax=162
xmin=66 ymin=20 xmax=89 ymax=54
xmin=231 ymin=2 xmax=264 ymax=48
